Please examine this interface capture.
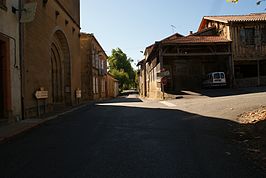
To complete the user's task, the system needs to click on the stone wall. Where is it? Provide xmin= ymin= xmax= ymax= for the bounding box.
xmin=23 ymin=0 xmax=81 ymax=117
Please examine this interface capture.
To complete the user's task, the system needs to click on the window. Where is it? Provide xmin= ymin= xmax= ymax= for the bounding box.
xmin=0 ymin=0 xmax=5 ymax=5
xmin=101 ymin=60 xmax=104 ymax=70
xmin=101 ymin=79 xmax=105 ymax=93
xmin=221 ymin=73 xmax=225 ymax=79
xmin=0 ymin=0 xmax=7 ymax=11
xmin=96 ymin=78 xmax=99 ymax=93
xmin=93 ymin=77 xmax=99 ymax=94
xmin=95 ymin=54 xmax=99 ymax=69
xmin=261 ymin=28 xmax=266 ymax=44
xmin=92 ymin=51 xmax=95 ymax=67
xmin=93 ymin=77 xmax=96 ymax=94
xmin=213 ymin=73 xmax=220 ymax=79
xmin=240 ymin=28 xmax=255 ymax=45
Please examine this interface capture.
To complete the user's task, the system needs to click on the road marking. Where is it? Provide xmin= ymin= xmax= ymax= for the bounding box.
xmin=160 ymin=101 xmax=176 ymax=107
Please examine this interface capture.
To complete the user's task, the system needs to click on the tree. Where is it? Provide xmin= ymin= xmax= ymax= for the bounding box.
xmin=226 ymin=0 xmax=238 ymax=3
xmin=111 ymin=69 xmax=130 ymax=91
xmin=226 ymin=0 xmax=265 ymax=5
xmin=108 ymin=48 xmax=136 ymax=91
xmin=256 ymin=0 xmax=265 ymax=5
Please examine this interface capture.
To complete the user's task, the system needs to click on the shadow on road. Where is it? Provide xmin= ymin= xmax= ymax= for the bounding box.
xmin=171 ymin=86 xmax=266 ymax=98
xmin=0 ymin=96 xmax=265 ymax=177
xmin=119 ymin=90 xmax=139 ymax=97
xmin=99 ymin=96 xmax=143 ymax=104
xmin=199 ymin=87 xmax=266 ymax=97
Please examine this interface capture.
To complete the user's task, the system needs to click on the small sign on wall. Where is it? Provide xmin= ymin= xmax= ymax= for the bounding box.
xmin=35 ymin=87 xmax=48 ymax=99
xmin=76 ymin=88 xmax=81 ymax=98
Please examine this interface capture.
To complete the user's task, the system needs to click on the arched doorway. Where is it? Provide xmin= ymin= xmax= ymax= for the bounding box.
xmin=50 ymin=30 xmax=71 ymax=106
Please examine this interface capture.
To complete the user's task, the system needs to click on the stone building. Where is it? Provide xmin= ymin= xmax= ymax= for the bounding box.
xmin=106 ymin=73 xmax=119 ymax=98
xmin=80 ymin=33 xmax=108 ymax=101
xmin=139 ymin=32 xmax=231 ymax=99
xmin=139 ymin=13 xmax=266 ymax=99
xmin=0 ymin=0 xmax=21 ymax=122
xmin=22 ymin=0 xmax=81 ymax=117
xmin=137 ymin=59 xmax=146 ymax=97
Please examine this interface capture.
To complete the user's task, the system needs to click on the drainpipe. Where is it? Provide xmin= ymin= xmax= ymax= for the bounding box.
xmin=19 ymin=0 xmax=25 ymax=119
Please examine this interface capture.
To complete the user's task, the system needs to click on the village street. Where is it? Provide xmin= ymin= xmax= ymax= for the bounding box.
xmin=0 ymin=89 xmax=266 ymax=177
xmin=159 ymin=87 xmax=266 ymax=122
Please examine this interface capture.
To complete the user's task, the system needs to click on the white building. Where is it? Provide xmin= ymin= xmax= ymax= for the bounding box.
xmin=0 ymin=0 xmax=21 ymax=122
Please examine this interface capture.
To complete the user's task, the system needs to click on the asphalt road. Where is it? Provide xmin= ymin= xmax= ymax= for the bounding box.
xmin=164 ymin=87 xmax=266 ymax=122
xmin=0 ymin=94 xmax=265 ymax=178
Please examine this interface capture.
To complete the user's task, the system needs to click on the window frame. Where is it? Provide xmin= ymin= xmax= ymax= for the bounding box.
xmin=240 ymin=28 xmax=255 ymax=46
xmin=0 ymin=0 xmax=7 ymax=11
xmin=261 ymin=27 xmax=266 ymax=44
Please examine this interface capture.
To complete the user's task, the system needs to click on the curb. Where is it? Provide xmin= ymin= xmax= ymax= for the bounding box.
xmin=0 ymin=122 xmax=45 ymax=144
xmin=0 ymin=102 xmax=95 ymax=144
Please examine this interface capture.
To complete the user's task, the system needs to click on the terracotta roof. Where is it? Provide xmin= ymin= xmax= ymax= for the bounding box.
xmin=160 ymin=33 xmax=184 ymax=42
xmin=163 ymin=35 xmax=231 ymax=44
xmin=144 ymin=33 xmax=183 ymax=55
xmin=203 ymin=13 xmax=266 ymax=23
xmin=192 ymin=26 xmax=216 ymax=36
xmin=137 ymin=59 xmax=145 ymax=66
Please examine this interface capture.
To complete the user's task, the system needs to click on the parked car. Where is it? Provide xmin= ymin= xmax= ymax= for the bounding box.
xmin=202 ymin=72 xmax=226 ymax=88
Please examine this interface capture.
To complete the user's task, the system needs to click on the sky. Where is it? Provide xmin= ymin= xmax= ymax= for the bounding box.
xmin=80 ymin=0 xmax=264 ymax=68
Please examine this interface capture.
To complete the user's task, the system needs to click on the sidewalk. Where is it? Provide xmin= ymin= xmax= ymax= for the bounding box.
xmin=0 ymin=102 xmax=94 ymax=143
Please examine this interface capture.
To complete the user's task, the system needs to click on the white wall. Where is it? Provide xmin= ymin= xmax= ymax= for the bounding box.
xmin=0 ymin=0 xmax=21 ymax=118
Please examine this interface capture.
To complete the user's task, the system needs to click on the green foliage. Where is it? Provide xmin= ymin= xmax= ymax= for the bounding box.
xmin=111 ymin=69 xmax=130 ymax=91
xmin=226 ymin=0 xmax=238 ymax=3
xmin=257 ymin=0 xmax=265 ymax=5
xmin=108 ymin=48 xmax=136 ymax=91
xmin=227 ymin=0 xmax=264 ymax=5
xmin=134 ymin=70 xmax=139 ymax=89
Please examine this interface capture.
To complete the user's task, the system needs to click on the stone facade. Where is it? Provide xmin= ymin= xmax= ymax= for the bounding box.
xmin=137 ymin=59 xmax=146 ymax=97
xmin=22 ymin=0 xmax=81 ymax=117
xmin=80 ymin=33 xmax=107 ymax=101
xmin=106 ymin=73 xmax=119 ymax=98
xmin=0 ymin=0 xmax=21 ymax=122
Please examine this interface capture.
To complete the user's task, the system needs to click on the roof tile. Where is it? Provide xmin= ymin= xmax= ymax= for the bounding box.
xmin=204 ymin=13 xmax=266 ymax=23
xmin=163 ymin=35 xmax=231 ymax=44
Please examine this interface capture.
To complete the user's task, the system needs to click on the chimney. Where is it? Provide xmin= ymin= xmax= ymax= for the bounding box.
xmin=189 ymin=31 xmax=193 ymax=35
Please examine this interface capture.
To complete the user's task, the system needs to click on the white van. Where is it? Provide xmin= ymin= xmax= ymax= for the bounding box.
xmin=202 ymin=72 xmax=226 ymax=88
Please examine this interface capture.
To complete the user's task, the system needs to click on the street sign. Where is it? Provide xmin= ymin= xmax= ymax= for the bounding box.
xmin=76 ymin=89 xmax=81 ymax=98
xmin=35 ymin=90 xmax=48 ymax=99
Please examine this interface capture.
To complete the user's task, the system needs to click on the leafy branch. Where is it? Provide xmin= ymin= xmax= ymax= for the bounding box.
xmin=256 ymin=0 xmax=265 ymax=5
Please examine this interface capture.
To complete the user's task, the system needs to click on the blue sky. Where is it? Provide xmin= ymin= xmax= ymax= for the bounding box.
xmin=80 ymin=0 xmax=264 ymax=67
